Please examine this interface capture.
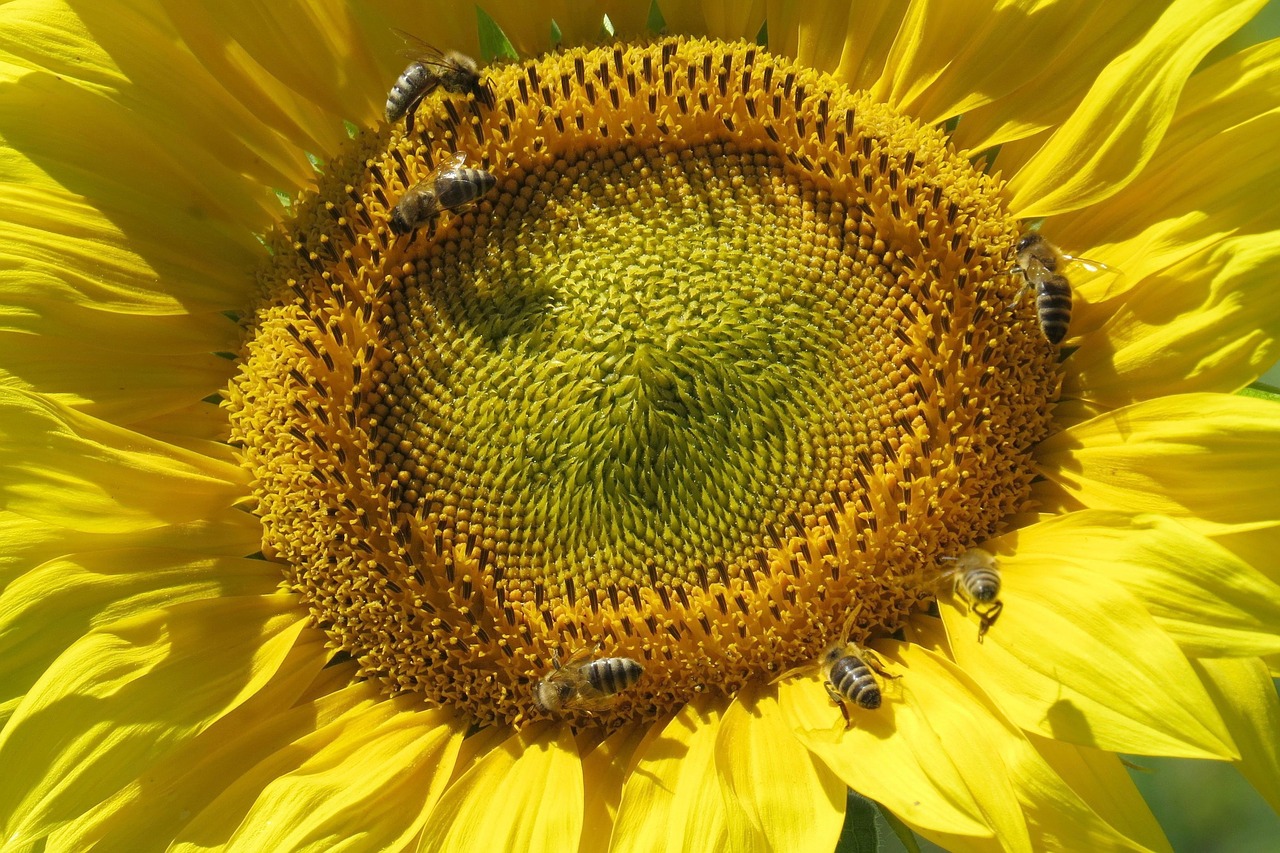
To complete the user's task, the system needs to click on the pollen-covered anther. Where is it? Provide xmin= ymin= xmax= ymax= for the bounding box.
xmin=228 ymin=37 xmax=1059 ymax=727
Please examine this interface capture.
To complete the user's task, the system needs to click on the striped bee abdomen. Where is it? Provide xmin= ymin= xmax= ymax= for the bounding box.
xmin=582 ymin=657 xmax=643 ymax=696
xmin=1036 ymin=273 xmax=1072 ymax=345
xmin=435 ymin=167 xmax=497 ymax=210
xmin=826 ymin=650 xmax=881 ymax=710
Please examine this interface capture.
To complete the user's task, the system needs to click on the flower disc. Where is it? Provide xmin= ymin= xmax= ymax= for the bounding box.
xmin=228 ymin=37 xmax=1061 ymax=726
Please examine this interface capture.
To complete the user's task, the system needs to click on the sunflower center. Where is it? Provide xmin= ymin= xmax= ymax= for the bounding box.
xmin=228 ymin=37 xmax=1060 ymax=727
xmin=397 ymin=144 xmax=874 ymax=591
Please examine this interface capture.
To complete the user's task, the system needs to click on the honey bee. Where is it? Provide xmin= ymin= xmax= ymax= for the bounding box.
xmin=942 ymin=548 xmax=1004 ymax=641
xmin=385 ymin=32 xmax=491 ymax=132
xmin=533 ymin=648 xmax=644 ymax=714
xmin=389 ymin=153 xmax=496 ymax=235
xmin=822 ymin=644 xmax=883 ymax=713
xmin=1013 ymin=232 xmax=1074 ymax=345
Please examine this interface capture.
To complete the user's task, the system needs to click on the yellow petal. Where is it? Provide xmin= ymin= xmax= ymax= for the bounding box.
xmin=700 ymin=0 xmax=766 ymax=42
xmin=1211 ymin=524 xmax=1280 ymax=586
xmin=419 ymin=723 xmax=583 ymax=852
xmin=1036 ymin=394 xmax=1280 ymax=536
xmin=781 ymin=643 xmax=1030 ymax=852
xmin=0 ymin=290 xmax=240 ymax=424
xmin=0 ymin=390 xmax=245 ymax=534
xmin=0 ymin=0 xmax=332 ymax=183
xmin=444 ymin=724 xmax=512 ymax=788
xmin=1029 ymin=736 xmax=1172 ymax=853
xmin=0 ymin=184 xmax=249 ymax=313
xmin=870 ymin=0 xmax=991 ymax=114
xmin=1005 ymin=511 xmax=1280 ymax=657
xmin=138 ymin=0 xmax=382 ymax=134
xmin=482 ymin=0 xmax=573 ymax=55
xmin=1065 ymin=237 xmax=1280 ymax=406
xmin=0 ymin=550 xmax=279 ymax=709
xmin=0 ymin=594 xmax=307 ymax=845
xmin=484 ymin=0 xmax=648 ymax=54
xmin=942 ymin=520 xmax=1238 ymax=759
xmin=788 ymin=0 xmax=902 ymax=89
xmin=580 ymin=721 xmax=652 ymax=853
xmin=947 ymin=4 xmax=1171 ymax=155
xmin=1053 ymin=38 xmax=1280 ymax=291
xmin=762 ymin=0 xmax=799 ymax=56
xmin=908 ymin=0 xmax=1112 ymax=124
xmin=209 ymin=706 xmax=462 ymax=853
xmin=655 ymin=0 xmax=710 ymax=38
xmin=715 ymin=683 xmax=846 ymax=853
xmin=908 ymin=619 xmax=1172 ymax=850
xmin=1192 ymin=657 xmax=1280 ymax=813
xmin=0 ymin=507 xmax=263 ymax=589
xmin=160 ymin=688 xmax=414 ymax=850
xmin=0 ymin=0 xmax=124 ymax=88
xmin=1007 ymin=0 xmax=1265 ymax=217
xmin=0 ymin=63 xmax=287 ymax=255
xmin=0 ymin=336 xmax=236 ymax=427
xmin=942 ymin=653 xmax=1168 ymax=852
xmin=57 ymin=648 xmax=373 ymax=851
xmin=611 ymin=697 xmax=732 ymax=852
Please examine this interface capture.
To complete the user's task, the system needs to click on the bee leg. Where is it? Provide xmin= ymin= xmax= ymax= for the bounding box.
xmin=823 ymin=682 xmax=855 ymax=729
xmin=404 ymin=93 xmax=428 ymax=136
xmin=975 ymin=600 xmax=1004 ymax=643
xmin=863 ymin=648 xmax=899 ymax=680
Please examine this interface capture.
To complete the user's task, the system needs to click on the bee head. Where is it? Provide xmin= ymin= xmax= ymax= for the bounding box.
xmin=533 ymin=679 xmax=573 ymax=713
xmin=388 ymin=210 xmax=413 ymax=235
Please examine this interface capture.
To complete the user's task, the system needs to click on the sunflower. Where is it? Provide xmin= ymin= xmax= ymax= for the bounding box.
xmin=2 ymin=0 xmax=1278 ymax=850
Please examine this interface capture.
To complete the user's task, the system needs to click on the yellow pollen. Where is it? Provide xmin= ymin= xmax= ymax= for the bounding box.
xmin=227 ymin=37 xmax=1060 ymax=727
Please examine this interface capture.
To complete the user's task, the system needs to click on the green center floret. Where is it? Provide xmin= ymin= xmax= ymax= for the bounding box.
xmin=385 ymin=144 xmax=889 ymax=591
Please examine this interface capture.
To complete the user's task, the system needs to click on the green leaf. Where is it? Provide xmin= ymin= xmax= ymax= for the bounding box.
xmin=647 ymin=0 xmax=667 ymax=34
xmin=273 ymin=189 xmax=292 ymax=208
xmin=550 ymin=19 xmax=563 ymax=49
xmin=305 ymin=151 xmax=324 ymax=174
xmin=876 ymin=802 xmax=922 ymax=853
xmin=1240 ymin=381 xmax=1280 ymax=403
xmin=476 ymin=6 xmax=518 ymax=62
xmin=835 ymin=792 xmax=879 ymax=853
xmin=600 ymin=13 xmax=616 ymax=39
xmin=755 ymin=20 xmax=768 ymax=47
xmin=970 ymin=144 xmax=1002 ymax=174
xmin=343 ymin=120 xmax=359 ymax=139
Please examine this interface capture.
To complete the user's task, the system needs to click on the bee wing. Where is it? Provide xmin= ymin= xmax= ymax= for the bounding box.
xmin=1062 ymin=254 xmax=1119 ymax=276
xmin=441 ymin=151 xmax=468 ymax=171
xmin=392 ymin=29 xmax=475 ymax=75
xmin=411 ymin=152 xmax=467 ymax=186
xmin=391 ymin=28 xmax=446 ymax=61
xmin=551 ymin=641 xmax=608 ymax=669
xmin=562 ymin=679 xmax=620 ymax=712
xmin=1062 ymin=253 xmax=1123 ymax=298
xmin=401 ymin=174 xmax=440 ymax=198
